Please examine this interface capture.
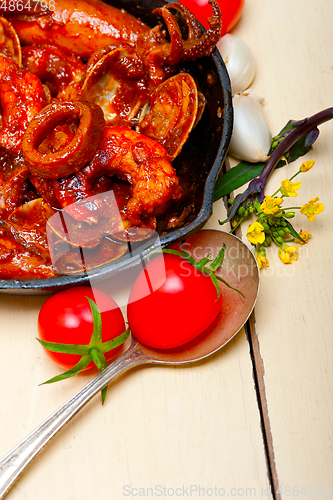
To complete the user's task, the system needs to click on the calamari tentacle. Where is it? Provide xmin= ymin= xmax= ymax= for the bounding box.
xmin=150 ymin=6 xmax=184 ymax=65
xmin=160 ymin=0 xmax=222 ymax=61
xmin=159 ymin=2 xmax=202 ymax=40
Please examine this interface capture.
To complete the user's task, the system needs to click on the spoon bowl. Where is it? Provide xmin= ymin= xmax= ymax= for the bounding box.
xmin=0 ymin=230 xmax=259 ymax=499
xmin=134 ymin=229 xmax=259 ymax=363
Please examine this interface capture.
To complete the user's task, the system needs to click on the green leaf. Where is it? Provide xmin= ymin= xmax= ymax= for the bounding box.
xmin=160 ymin=246 xmax=196 ymax=268
xmin=37 ymin=338 xmax=89 ymax=356
xmin=271 ymin=120 xmax=319 ymax=164
xmin=213 ymin=162 xmax=264 ymax=201
xmin=206 ymin=243 xmax=226 ymax=272
xmin=101 ymin=386 xmax=108 ymax=405
xmin=196 ymin=255 xmax=213 ymax=271
xmin=213 ymin=120 xmax=320 ymax=202
xmin=210 ymin=273 xmax=221 ymax=301
xmin=284 ymin=220 xmax=305 ymax=242
xmin=90 ymin=348 xmax=107 ymax=372
xmin=41 ymin=356 xmax=92 ymax=384
xmin=214 ymin=274 xmax=246 ymax=300
xmin=86 ymin=297 xmax=102 ymax=343
xmin=90 ymin=348 xmax=109 ymax=404
xmin=99 ymin=328 xmax=130 ymax=354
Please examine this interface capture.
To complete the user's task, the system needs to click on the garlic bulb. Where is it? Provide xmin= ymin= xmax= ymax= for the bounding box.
xmin=217 ymin=34 xmax=256 ymax=96
xmin=229 ymin=92 xmax=272 ymax=163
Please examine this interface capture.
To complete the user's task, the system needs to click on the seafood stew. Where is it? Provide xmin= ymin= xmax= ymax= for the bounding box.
xmin=0 ymin=0 xmax=232 ymax=294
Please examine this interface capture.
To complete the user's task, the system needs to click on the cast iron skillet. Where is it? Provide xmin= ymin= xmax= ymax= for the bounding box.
xmin=0 ymin=0 xmax=233 ymax=294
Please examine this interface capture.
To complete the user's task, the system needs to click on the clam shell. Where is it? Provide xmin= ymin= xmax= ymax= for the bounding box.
xmin=138 ymin=73 xmax=199 ymax=159
xmin=80 ymin=46 xmax=147 ymax=126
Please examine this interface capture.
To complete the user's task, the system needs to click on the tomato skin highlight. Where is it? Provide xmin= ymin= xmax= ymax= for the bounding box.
xmin=127 ymin=254 xmax=222 ymax=349
xmin=178 ymin=0 xmax=245 ymax=35
xmin=38 ymin=286 xmax=125 ymax=370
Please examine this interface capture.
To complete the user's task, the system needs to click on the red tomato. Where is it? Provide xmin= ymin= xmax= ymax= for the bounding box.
xmin=127 ymin=253 xmax=222 ymax=349
xmin=179 ymin=0 xmax=245 ymax=35
xmin=38 ymin=286 xmax=126 ymax=370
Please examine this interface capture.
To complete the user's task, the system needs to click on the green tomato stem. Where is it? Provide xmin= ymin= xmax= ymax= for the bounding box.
xmin=159 ymin=241 xmax=244 ymax=301
xmin=87 ymin=297 xmax=103 ymax=343
xmin=38 ymin=298 xmax=129 ymax=404
xmin=90 ymin=348 xmax=107 ymax=372
xmin=206 ymin=243 xmax=226 ymax=272
xmin=40 ymin=355 xmax=92 ymax=385
xmin=37 ymin=338 xmax=90 ymax=356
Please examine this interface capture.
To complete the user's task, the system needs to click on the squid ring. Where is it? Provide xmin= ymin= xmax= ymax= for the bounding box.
xmin=22 ymin=101 xmax=105 ymax=179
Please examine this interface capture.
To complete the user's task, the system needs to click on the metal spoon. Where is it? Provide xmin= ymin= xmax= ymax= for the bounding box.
xmin=0 ymin=230 xmax=259 ymax=499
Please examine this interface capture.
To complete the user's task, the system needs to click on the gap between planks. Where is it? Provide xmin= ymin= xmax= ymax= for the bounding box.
xmin=245 ymin=313 xmax=281 ymax=500
xmin=220 ymin=157 xmax=281 ymax=499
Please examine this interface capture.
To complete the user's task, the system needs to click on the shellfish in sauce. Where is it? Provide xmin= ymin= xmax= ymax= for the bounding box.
xmin=0 ymin=0 xmax=222 ymax=279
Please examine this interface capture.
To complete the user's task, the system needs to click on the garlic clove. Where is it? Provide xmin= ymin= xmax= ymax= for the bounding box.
xmin=217 ymin=34 xmax=256 ymax=96
xmin=229 ymin=92 xmax=272 ymax=163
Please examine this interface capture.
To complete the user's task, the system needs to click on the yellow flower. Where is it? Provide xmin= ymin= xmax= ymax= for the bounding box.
xmin=300 ymin=197 xmax=325 ymax=221
xmin=294 ymin=230 xmax=312 ymax=245
xmin=247 ymin=221 xmax=265 ymax=245
xmin=255 ymin=248 xmax=269 ymax=270
xmin=300 ymin=159 xmax=315 ymax=172
xmin=260 ymin=196 xmax=283 ymax=215
xmin=280 ymin=179 xmax=302 ymax=197
xmin=278 ymin=245 xmax=298 ymax=264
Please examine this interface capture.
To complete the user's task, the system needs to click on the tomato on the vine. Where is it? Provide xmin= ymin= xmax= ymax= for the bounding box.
xmin=127 ymin=252 xmax=223 ymax=349
xmin=38 ymin=286 xmax=126 ymax=371
xmin=179 ymin=0 xmax=245 ymax=35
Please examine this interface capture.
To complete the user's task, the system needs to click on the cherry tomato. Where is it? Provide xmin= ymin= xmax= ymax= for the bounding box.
xmin=127 ymin=253 xmax=222 ymax=349
xmin=38 ymin=286 xmax=126 ymax=370
xmin=179 ymin=0 xmax=245 ymax=35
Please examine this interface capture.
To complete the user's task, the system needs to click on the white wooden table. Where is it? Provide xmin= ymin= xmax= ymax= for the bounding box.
xmin=0 ymin=0 xmax=332 ymax=498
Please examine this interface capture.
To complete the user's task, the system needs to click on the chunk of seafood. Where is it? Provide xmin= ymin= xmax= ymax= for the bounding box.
xmin=0 ymin=166 xmax=29 ymax=219
xmin=22 ymin=101 xmax=105 ymax=179
xmin=142 ymin=0 xmax=221 ymax=86
xmin=44 ymin=197 xmax=130 ymax=275
xmin=156 ymin=1 xmax=222 ymax=61
xmin=0 ymin=0 xmax=221 ymax=281
xmin=1 ymin=0 xmax=222 ymax=88
xmin=0 ymin=198 xmax=57 ymax=279
xmin=1 ymin=0 xmax=149 ymax=59
xmin=0 ymin=55 xmax=47 ymax=152
xmin=0 ymin=16 xmax=21 ymax=66
xmin=87 ymin=126 xmax=182 ymax=226
xmin=45 ymin=191 xmax=126 ymax=249
xmin=80 ymin=46 xmax=148 ymax=126
xmin=49 ymin=237 xmax=129 ymax=275
xmin=22 ymin=45 xmax=86 ymax=100
xmin=138 ymin=73 xmax=199 ymax=159
xmin=51 ymin=173 xmax=157 ymax=241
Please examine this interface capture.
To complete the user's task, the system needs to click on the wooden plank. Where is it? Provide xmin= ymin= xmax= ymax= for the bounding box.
xmin=0 ymin=299 xmax=271 ymax=498
xmin=0 ymin=220 xmax=270 ymax=498
xmin=230 ymin=0 xmax=333 ymax=494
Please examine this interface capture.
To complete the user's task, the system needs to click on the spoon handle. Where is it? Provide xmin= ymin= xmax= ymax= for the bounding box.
xmin=0 ymin=339 xmax=148 ymax=499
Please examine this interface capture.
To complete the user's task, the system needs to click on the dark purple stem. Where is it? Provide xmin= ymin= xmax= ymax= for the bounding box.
xmin=228 ymin=107 xmax=333 ymax=220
